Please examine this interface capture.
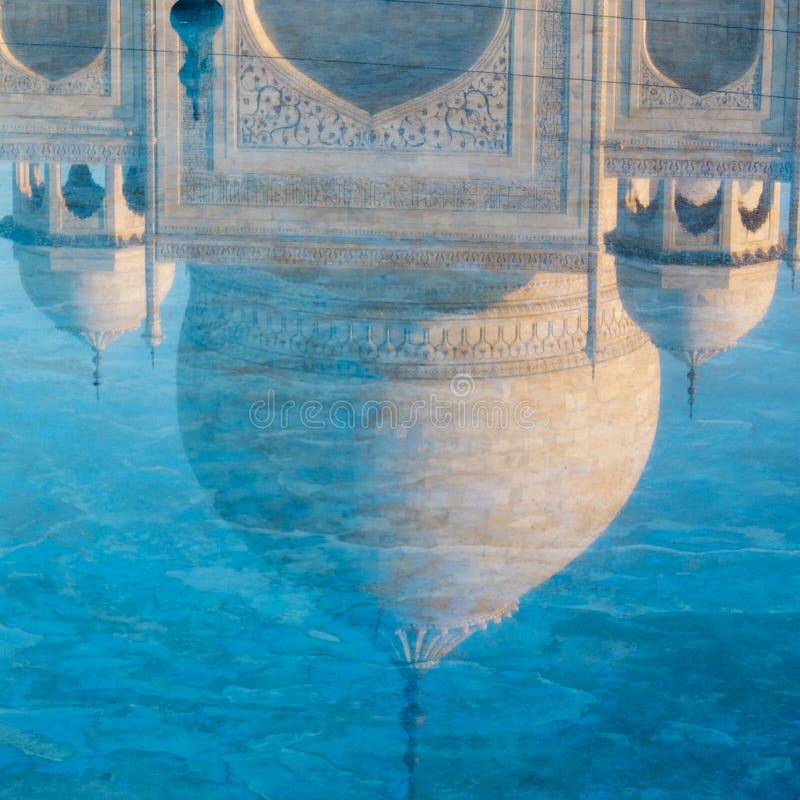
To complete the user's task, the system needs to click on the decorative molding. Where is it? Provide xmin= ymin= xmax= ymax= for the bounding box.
xmin=0 ymin=142 xmax=142 ymax=163
xmin=606 ymin=233 xmax=783 ymax=266
xmin=639 ymin=51 xmax=762 ymax=111
xmin=605 ymin=136 xmax=788 ymax=153
xmin=604 ymin=156 xmax=792 ymax=180
xmin=183 ymin=279 xmax=650 ymax=379
xmin=0 ymin=49 xmax=111 ymax=96
xmin=157 ymin=241 xmax=591 ymax=271
xmin=237 ymin=13 xmax=512 ymax=153
xmin=532 ymin=0 xmax=569 ymax=202
xmin=159 ymin=221 xmax=590 ymax=246
xmin=183 ymin=172 xmax=561 ymax=212
xmin=182 ymin=311 xmax=649 ymax=378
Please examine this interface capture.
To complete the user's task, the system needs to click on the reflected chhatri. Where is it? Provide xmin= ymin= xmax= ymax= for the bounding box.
xmin=0 ymin=1 xmax=798 ymax=798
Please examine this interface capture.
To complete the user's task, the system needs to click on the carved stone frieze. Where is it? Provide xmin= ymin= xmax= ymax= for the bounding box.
xmin=183 ymin=172 xmax=560 ymax=212
xmin=532 ymin=0 xmax=569 ymax=199
xmin=604 ymin=156 xmax=791 ymax=180
xmin=182 ymin=269 xmax=650 ymax=379
xmin=156 ymin=241 xmax=591 ymax=272
xmin=0 ymin=142 xmax=142 ymax=163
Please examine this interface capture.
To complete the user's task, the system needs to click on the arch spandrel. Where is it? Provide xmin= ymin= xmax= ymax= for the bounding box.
xmin=0 ymin=0 xmax=108 ymax=83
xmin=246 ymin=0 xmax=506 ymax=115
xmin=644 ymin=0 xmax=762 ymax=97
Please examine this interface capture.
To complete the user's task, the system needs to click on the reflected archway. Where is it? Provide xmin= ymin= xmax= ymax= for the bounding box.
xmin=0 ymin=0 xmax=107 ymax=82
xmin=248 ymin=0 xmax=505 ymax=113
xmin=644 ymin=0 xmax=761 ymax=96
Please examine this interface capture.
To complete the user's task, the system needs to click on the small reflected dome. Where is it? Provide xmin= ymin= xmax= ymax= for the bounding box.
xmin=617 ymin=257 xmax=779 ymax=367
xmin=15 ymin=243 xmax=175 ymax=356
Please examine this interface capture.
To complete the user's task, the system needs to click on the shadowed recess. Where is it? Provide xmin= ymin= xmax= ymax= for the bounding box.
xmin=1 ymin=0 xmax=108 ymax=82
xmin=122 ymin=165 xmax=146 ymax=216
xmin=674 ymin=186 xmax=723 ymax=237
xmin=253 ymin=0 xmax=504 ymax=113
xmin=645 ymin=0 xmax=762 ymax=95
xmin=62 ymin=165 xmax=105 ymax=220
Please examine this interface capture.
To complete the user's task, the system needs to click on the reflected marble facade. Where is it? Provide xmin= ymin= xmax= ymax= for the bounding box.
xmin=0 ymin=0 xmax=791 ymax=639
xmin=0 ymin=0 xmax=792 ymax=623
xmin=0 ymin=4 xmax=797 ymax=795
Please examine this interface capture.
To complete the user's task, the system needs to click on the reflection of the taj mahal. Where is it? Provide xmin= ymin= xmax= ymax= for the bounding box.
xmin=0 ymin=1 xmax=798 ymax=793
xmin=0 ymin=0 xmax=794 ymax=646
xmin=0 ymin=0 xmax=793 ymax=656
xmin=176 ymin=255 xmax=660 ymax=789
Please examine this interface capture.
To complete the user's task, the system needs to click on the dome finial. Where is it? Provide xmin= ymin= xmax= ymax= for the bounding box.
xmin=687 ymin=361 xmax=698 ymax=420
xmin=92 ymin=348 xmax=103 ymax=401
xmin=399 ymin=668 xmax=425 ymax=800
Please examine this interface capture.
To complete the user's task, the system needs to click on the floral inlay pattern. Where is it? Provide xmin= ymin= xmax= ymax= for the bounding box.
xmin=238 ymin=18 xmax=511 ymax=153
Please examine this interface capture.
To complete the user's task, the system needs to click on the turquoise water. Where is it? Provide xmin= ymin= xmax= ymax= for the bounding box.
xmin=1 ymin=177 xmax=799 ymax=798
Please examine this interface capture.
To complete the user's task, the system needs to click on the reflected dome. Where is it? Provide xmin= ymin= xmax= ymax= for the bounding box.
xmin=617 ymin=257 xmax=778 ymax=366
xmin=617 ymin=256 xmax=778 ymax=416
xmin=178 ymin=261 xmax=660 ymax=666
xmin=15 ymin=243 xmax=175 ymax=386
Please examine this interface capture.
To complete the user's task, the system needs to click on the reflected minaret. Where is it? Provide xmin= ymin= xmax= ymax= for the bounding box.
xmin=2 ymin=161 xmax=175 ymax=392
xmin=613 ymin=177 xmax=780 ymax=417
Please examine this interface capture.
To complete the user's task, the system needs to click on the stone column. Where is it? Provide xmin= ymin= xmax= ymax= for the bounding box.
xmin=788 ymin=11 xmax=800 ymax=263
xmin=586 ymin=0 xmax=611 ymax=367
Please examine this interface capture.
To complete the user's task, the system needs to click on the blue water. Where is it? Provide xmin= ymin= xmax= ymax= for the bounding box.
xmin=0 ymin=171 xmax=799 ymax=799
